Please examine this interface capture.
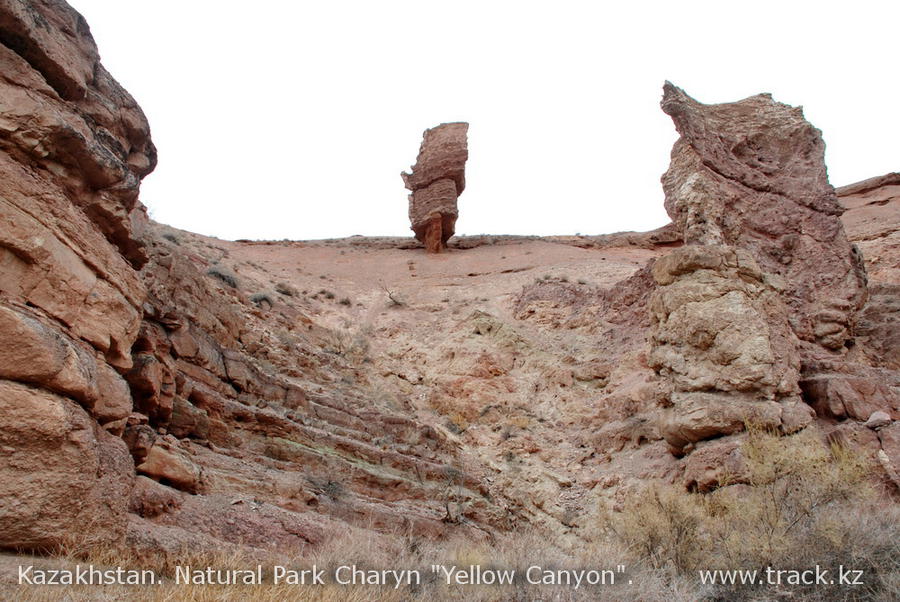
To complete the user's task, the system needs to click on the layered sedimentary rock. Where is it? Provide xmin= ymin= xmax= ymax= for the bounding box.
xmin=651 ymin=85 xmax=822 ymax=455
xmin=122 ymin=232 xmax=505 ymax=549
xmin=0 ymin=2 xmax=503 ymax=554
xmin=2 ymin=0 xmax=898 ymax=558
xmin=402 ymin=122 xmax=468 ymax=253
xmin=0 ymin=381 xmax=134 ymax=550
xmin=838 ymin=172 xmax=900 ymax=287
xmin=649 ymin=246 xmax=812 ymax=455
xmin=0 ymin=0 xmax=155 ymax=549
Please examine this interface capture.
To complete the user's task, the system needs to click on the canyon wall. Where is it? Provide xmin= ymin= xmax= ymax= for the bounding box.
xmin=0 ymin=0 xmax=154 ymax=549
xmin=0 ymin=0 xmax=503 ymax=554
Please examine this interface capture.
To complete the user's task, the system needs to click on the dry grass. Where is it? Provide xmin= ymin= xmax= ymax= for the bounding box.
xmin=3 ymin=429 xmax=896 ymax=601
xmin=605 ymin=427 xmax=900 ymax=600
xmin=1 ymin=529 xmax=696 ymax=602
xmin=250 ymin=291 xmax=275 ymax=308
xmin=320 ymin=326 xmax=370 ymax=362
xmin=206 ymin=265 xmax=239 ymax=288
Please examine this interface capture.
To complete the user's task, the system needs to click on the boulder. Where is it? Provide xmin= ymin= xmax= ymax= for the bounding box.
xmin=683 ymin=437 xmax=746 ymax=492
xmin=136 ymin=437 xmax=202 ymax=494
xmin=659 ymin=392 xmax=782 ymax=452
xmin=866 ymin=411 xmax=892 ymax=430
xmin=878 ymin=422 xmax=900 ymax=469
xmin=800 ymin=374 xmax=899 ymax=421
xmin=0 ymin=380 xmax=133 ymax=551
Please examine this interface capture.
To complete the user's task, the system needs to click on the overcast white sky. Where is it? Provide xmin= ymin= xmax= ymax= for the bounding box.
xmin=70 ymin=0 xmax=898 ymax=241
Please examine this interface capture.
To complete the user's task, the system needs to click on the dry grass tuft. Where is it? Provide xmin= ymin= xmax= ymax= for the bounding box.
xmin=604 ymin=426 xmax=900 ymax=600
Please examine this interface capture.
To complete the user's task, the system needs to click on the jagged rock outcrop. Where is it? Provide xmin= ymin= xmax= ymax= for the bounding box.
xmin=661 ymin=82 xmax=867 ymax=352
xmin=0 ymin=2 xmax=501 ymax=554
xmin=402 ymin=122 xmax=468 ymax=253
xmin=652 ymin=84 xmax=899 ymax=489
xmin=649 ymin=246 xmax=812 ymax=455
xmin=0 ymin=0 xmax=157 ymax=268
xmin=2 ymin=0 xmax=898 ymax=559
xmin=122 ymin=231 xmax=507 ymax=548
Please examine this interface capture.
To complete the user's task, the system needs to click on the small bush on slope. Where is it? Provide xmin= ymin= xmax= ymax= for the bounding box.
xmin=207 ymin=266 xmax=239 ymax=288
xmin=606 ymin=427 xmax=899 ymax=600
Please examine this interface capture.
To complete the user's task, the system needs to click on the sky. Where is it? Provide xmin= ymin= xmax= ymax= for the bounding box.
xmin=70 ymin=0 xmax=899 ymax=241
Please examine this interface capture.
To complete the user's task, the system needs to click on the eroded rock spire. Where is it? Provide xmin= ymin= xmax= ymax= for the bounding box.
xmin=659 ymin=82 xmax=867 ymax=350
xmin=402 ymin=122 xmax=469 ymax=253
xmin=650 ymin=84 xmax=876 ymax=475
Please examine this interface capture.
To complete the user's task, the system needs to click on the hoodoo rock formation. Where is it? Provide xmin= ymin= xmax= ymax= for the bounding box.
xmin=650 ymin=84 xmax=898 ymax=488
xmin=660 ymin=83 xmax=868 ymax=351
xmin=402 ymin=122 xmax=468 ymax=253
xmin=0 ymin=2 xmax=501 ymax=554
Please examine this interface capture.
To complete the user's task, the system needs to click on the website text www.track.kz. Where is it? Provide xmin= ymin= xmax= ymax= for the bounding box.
xmin=698 ymin=565 xmax=865 ymax=587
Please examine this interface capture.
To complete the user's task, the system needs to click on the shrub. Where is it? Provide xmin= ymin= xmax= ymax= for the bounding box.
xmin=704 ymin=426 xmax=875 ymax=568
xmin=446 ymin=412 xmax=469 ymax=434
xmin=307 ymin=477 xmax=344 ymax=501
xmin=604 ymin=427 xmax=898 ymax=599
xmin=250 ymin=292 xmax=274 ymax=309
xmin=206 ymin=266 xmax=238 ymax=288
xmin=339 ymin=297 xmax=352 ymax=306
xmin=380 ymin=284 xmax=405 ymax=307
xmin=608 ymin=485 xmax=703 ymax=572
xmin=321 ymin=327 xmax=370 ymax=362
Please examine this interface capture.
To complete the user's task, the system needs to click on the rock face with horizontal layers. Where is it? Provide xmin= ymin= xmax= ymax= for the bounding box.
xmin=0 ymin=0 xmax=155 ymax=549
xmin=0 ymin=2 xmax=508 ymax=554
xmin=402 ymin=122 xmax=468 ymax=253
xmin=839 ymin=174 xmax=900 ymax=373
xmin=3 ymin=0 xmax=900 ymax=562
